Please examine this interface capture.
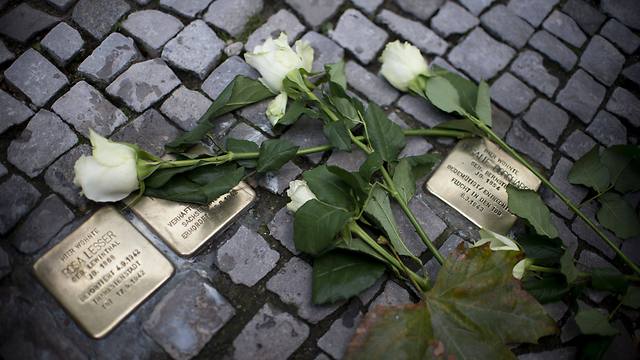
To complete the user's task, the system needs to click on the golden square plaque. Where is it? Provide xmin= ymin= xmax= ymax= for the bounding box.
xmin=426 ymin=138 xmax=541 ymax=234
xmin=129 ymin=182 xmax=256 ymax=256
xmin=33 ymin=206 xmax=174 ymax=339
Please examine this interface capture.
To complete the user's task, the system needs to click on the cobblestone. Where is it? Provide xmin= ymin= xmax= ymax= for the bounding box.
xmin=41 ymin=23 xmax=84 ymax=67
xmin=201 ymin=56 xmax=258 ymax=100
xmin=518 ymin=348 xmax=577 ymax=360
xmin=624 ymin=63 xmax=640 ymax=86
xmin=204 ymin=0 xmax=263 ymax=38
xmin=606 ymin=87 xmax=640 ymax=128
xmin=506 ymin=120 xmax=553 ymax=169
xmin=72 ymin=0 xmax=130 ymax=40
xmin=0 ymin=39 xmax=12 ymax=65
xmin=523 ymin=99 xmax=568 ymax=144
xmin=0 ymin=3 xmax=59 ymax=43
xmin=423 ymin=234 xmax=465 ymax=280
xmin=7 ymin=110 xmax=77 ymax=178
xmin=490 ymin=72 xmax=536 ymax=115
xmin=543 ymin=158 xmax=588 ymax=220
xmin=507 ymin=0 xmax=558 ymax=27
xmin=330 ymin=9 xmax=388 ymax=65
xmin=551 ymin=213 xmax=578 ymax=253
xmin=430 ymin=2 xmax=478 ymax=37
xmin=10 ymin=195 xmax=73 ymax=254
xmin=510 ymin=50 xmax=559 ymax=98
xmin=259 ymin=161 xmax=303 ymax=195
xmin=458 ymin=0 xmax=494 ymax=16
xmin=162 ymin=20 xmax=224 ymax=79
xmin=232 ymin=303 xmax=309 ymax=360
xmin=573 ymin=207 xmax=622 ymax=259
xmin=4 ymin=49 xmax=68 ymax=107
xmin=317 ymin=307 xmax=362 ymax=360
xmin=579 ymin=36 xmax=624 ymax=86
xmin=345 ymin=60 xmax=398 ymax=106
xmin=122 ymin=10 xmax=184 ymax=56
xmin=556 ymin=69 xmax=605 ymax=124
xmin=226 ymin=122 xmax=267 ymax=145
xmin=44 ymin=145 xmax=91 ymax=208
xmin=237 ymin=101 xmax=276 ymax=136
xmin=0 ymin=175 xmax=41 ymax=234
xmin=560 ymin=130 xmax=596 ymax=161
xmin=281 ymin=117 xmax=326 ymax=164
xmin=397 ymin=94 xmax=452 ymax=127
xmin=266 ymin=257 xmax=341 ymax=323
xmin=285 ymin=0 xmax=343 ymax=28
xmin=392 ymin=0 xmax=442 ymax=20
xmin=111 ymin=109 xmax=180 ymax=157
xmin=528 ymin=31 xmax=577 ymax=71
xmin=586 ymin=111 xmax=627 ymax=146
xmin=106 ymin=58 xmax=181 ymax=113
xmin=562 ymin=0 xmax=606 ymax=35
xmin=448 ymin=28 xmax=515 ymax=82
xmin=246 ymin=9 xmax=305 ymax=52
xmin=327 ymin=149 xmax=367 ymax=172
xmin=392 ymin=196 xmax=446 ymax=256
xmin=481 ymin=5 xmax=534 ymax=49
xmin=0 ymin=248 xmax=9 ymax=279
xmin=46 ymin=0 xmax=76 ymax=11
xmin=77 ymin=32 xmax=141 ymax=85
xmin=369 ymin=281 xmax=411 ymax=309
xmin=160 ymin=86 xmax=212 ymax=131
xmin=268 ymin=207 xmax=298 ymax=255
xmin=601 ymin=0 xmax=640 ymax=31
xmin=542 ymin=10 xmax=587 ymax=48
xmin=0 ymin=89 xmax=33 ymax=134
xmin=159 ymin=0 xmax=212 ymax=19
xmin=352 ymin=0 xmax=382 ymax=14
xmin=601 ymin=19 xmax=640 ymax=55
xmin=300 ymin=32 xmax=344 ymax=72
xmin=377 ymin=9 xmax=447 ymax=56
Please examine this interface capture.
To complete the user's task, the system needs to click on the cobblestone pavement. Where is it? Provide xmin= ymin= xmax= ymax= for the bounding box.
xmin=1 ymin=0 xmax=639 ymax=359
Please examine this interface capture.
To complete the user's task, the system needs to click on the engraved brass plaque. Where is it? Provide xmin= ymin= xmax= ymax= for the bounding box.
xmin=33 ymin=206 xmax=174 ymax=339
xmin=129 ymin=181 xmax=256 ymax=256
xmin=426 ymin=138 xmax=541 ymax=234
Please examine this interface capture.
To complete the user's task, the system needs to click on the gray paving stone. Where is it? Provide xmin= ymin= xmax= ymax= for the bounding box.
xmin=201 ymin=56 xmax=258 ymax=100
xmin=159 ymin=0 xmax=213 ymax=18
xmin=448 ymin=28 xmax=515 ymax=82
xmin=246 ymin=9 xmax=305 ymax=51
xmin=0 ymin=164 xmax=6 ymax=178
xmin=507 ymin=0 xmax=558 ymax=27
xmin=577 ymin=249 xmax=615 ymax=271
xmin=206 ymin=113 xmax=236 ymax=140
xmin=300 ymin=32 xmax=344 ymax=72
xmin=259 ymin=161 xmax=303 ymax=195
xmin=432 ymin=56 xmax=467 ymax=78
xmin=10 ymin=195 xmax=74 ymax=254
xmin=352 ymin=0 xmax=382 ymax=14
xmin=621 ymin=239 xmax=640 ymax=265
xmin=556 ymin=69 xmax=605 ymax=123
xmin=481 ymin=5 xmax=534 ymax=49
xmin=106 ymin=59 xmax=181 ymax=113
xmin=122 ymin=10 xmax=184 ymax=56
xmin=423 ymin=234 xmax=465 ymax=280
xmin=400 ymin=136 xmax=433 ymax=158
xmin=562 ymin=0 xmax=606 ymax=35
xmin=490 ymin=72 xmax=535 ymax=115
xmin=330 ymin=9 xmax=388 ymax=65
xmin=543 ymin=10 xmax=586 ymax=47
xmin=458 ymin=0 xmax=494 ymax=15
xmin=345 ymin=61 xmax=398 ymax=106
xmin=0 ymin=247 xmax=9 ymax=279
xmin=266 ymin=257 xmax=341 ymax=323
xmin=162 ymin=20 xmax=224 ymax=79
xmin=0 ymin=90 xmax=33 ymax=135
xmin=203 ymin=0 xmax=263 ymax=38
xmin=586 ymin=111 xmax=627 ymax=146
xmin=518 ymin=347 xmax=577 ymax=360
xmin=226 ymin=122 xmax=267 ymax=145
xmin=528 ymin=31 xmax=577 ymax=71
xmin=0 ymin=40 xmax=13 ymax=65
xmin=0 ymin=3 xmax=59 ymax=43
xmin=237 ymin=100 xmax=276 ymax=135
xmin=560 ymin=130 xmax=596 ymax=161
xmin=78 ymin=32 xmax=141 ymax=85
xmin=232 ymin=303 xmax=309 ymax=360
xmin=560 ymin=316 xmax=580 ymax=343
xmin=392 ymin=0 xmax=443 ymax=20
xmin=397 ymin=94 xmax=452 ymax=127
xmin=327 ymin=149 xmax=367 ymax=172
xmin=111 ymin=109 xmax=180 ymax=157
xmin=281 ymin=117 xmax=326 ymax=164
xmin=4 ymin=49 xmax=68 ymax=108
xmin=601 ymin=19 xmax=640 ymax=55
xmin=601 ymin=0 xmax=640 ymax=31
xmin=492 ymin=105 xmax=513 ymax=138
xmin=392 ymin=195 xmax=446 ymax=256
xmin=160 ymin=86 xmax=212 ymax=131
xmin=41 ymin=23 xmax=84 ymax=67
xmin=44 ymin=145 xmax=91 ymax=208
xmin=285 ymin=0 xmax=343 ymax=28
xmin=505 ymin=120 xmax=553 ymax=169
xmin=7 ymin=110 xmax=77 ymax=178
xmin=72 ymin=0 xmax=130 ymax=40
xmin=144 ymin=272 xmax=235 ymax=360
xmin=573 ymin=204 xmax=622 ymax=259
xmin=369 ymin=281 xmax=411 ymax=309
xmin=377 ymin=9 xmax=447 ymax=56
xmin=0 ymin=175 xmax=41 ymax=235
xmin=543 ymin=157 xmax=588 ymax=220
xmin=318 ymin=307 xmax=362 ymax=360
xmin=606 ymin=87 xmax=640 ymax=128
xmin=579 ymin=36 xmax=624 ymax=86
xmin=551 ymin=213 xmax=578 ymax=253
xmin=268 ymin=206 xmax=298 ymax=255
xmin=430 ymin=2 xmax=479 ymax=37
xmin=358 ymin=276 xmax=386 ymax=306
xmin=45 ymin=0 xmax=76 ymax=11
xmin=510 ymin=50 xmax=559 ymax=98
xmin=604 ymin=321 xmax=637 ymax=360
xmin=224 ymin=42 xmax=243 ymax=57
xmin=52 ymin=81 xmax=127 ymax=137
xmin=523 ymin=99 xmax=568 ymax=144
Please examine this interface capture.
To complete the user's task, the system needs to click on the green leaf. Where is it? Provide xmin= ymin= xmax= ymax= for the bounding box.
xmin=601 ymin=145 xmax=640 ymax=192
xmin=575 ymin=307 xmax=619 ymax=336
xmin=144 ymin=163 xmax=200 ymax=189
xmin=434 ymin=119 xmax=484 ymax=137
xmin=622 ymin=287 xmax=640 ymax=309
xmin=327 ymin=166 xmax=369 ymax=201
xmin=405 ymin=153 xmax=440 ymax=179
xmin=439 ymin=71 xmax=480 ymax=115
xmin=226 ymin=138 xmax=259 ymax=168
xmin=392 ymin=159 xmax=415 ymax=204
xmin=312 ymin=251 xmax=385 ymax=304
xmin=364 ymin=185 xmax=415 ymax=259
xmin=363 ymin=103 xmax=406 ymax=162
xmin=346 ymin=245 xmax=557 ymax=360
xmin=323 ymin=120 xmax=352 ymax=151
xmin=590 ymin=268 xmax=629 ymax=294
xmin=425 ymin=76 xmax=463 ymax=114
xmin=596 ymin=192 xmax=640 ymax=239
xmin=475 ymin=80 xmax=492 ymax=126
xmin=568 ymin=146 xmax=610 ymax=193
xmin=256 ymin=139 xmax=299 ymax=173
xmin=277 ymin=100 xmax=307 ymax=126
xmin=293 ymin=199 xmax=352 ymax=256
xmin=304 ymin=165 xmax=355 ymax=210
xmin=325 ymin=61 xmax=347 ymax=90
xmin=359 ymin=152 xmax=383 ymax=181
xmin=507 ymin=185 xmax=558 ymax=238
xmin=332 ymin=97 xmax=359 ymax=127
xmin=517 ymin=232 xmax=564 ymax=264
xmin=522 ymin=275 xmax=570 ymax=303
xmin=166 ymin=76 xmax=273 ymax=153
xmin=560 ymin=249 xmax=579 ymax=284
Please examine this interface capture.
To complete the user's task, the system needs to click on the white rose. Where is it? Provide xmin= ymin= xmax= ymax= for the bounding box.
xmin=512 ymin=258 xmax=534 ymax=280
xmin=266 ymin=92 xmax=288 ymax=126
xmin=286 ymin=180 xmax=317 ymax=212
xmin=472 ymin=229 xmax=520 ymax=252
xmin=379 ymin=40 xmax=429 ymax=92
xmin=73 ymin=130 xmax=140 ymax=202
xmin=245 ymin=32 xmax=314 ymax=93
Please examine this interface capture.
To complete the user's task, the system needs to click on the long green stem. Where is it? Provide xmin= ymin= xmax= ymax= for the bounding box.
xmin=463 ymin=112 xmax=640 ymax=276
xmin=528 ymin=265 xmax=640 ymax=282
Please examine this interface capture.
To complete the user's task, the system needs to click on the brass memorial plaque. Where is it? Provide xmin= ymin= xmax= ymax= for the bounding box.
xmin=426 ymin=138 xmax=541 ymax=234
xmin=33 ymin=206 xmax=174 ymax=339
xmin=129 ymin=181 xmax=256 ymax=256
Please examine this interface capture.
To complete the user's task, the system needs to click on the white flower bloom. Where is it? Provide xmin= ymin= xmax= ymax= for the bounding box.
xmin=286 ymin=180 xmax=317 ymax=212
xmin=266 ymin=92 xmax=288 ymax=126
xmin=473 ymin=229 xmax=520 ymax=252
xmin=512 ymin=258 xmax=534 ymax=279
xmin=73 ymin=130 xmax=139 ymax=202
xmin=379 ymin=40 xmax=429 ymax=92
xmin=245 ymin=32 xmax=314 ymax=93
